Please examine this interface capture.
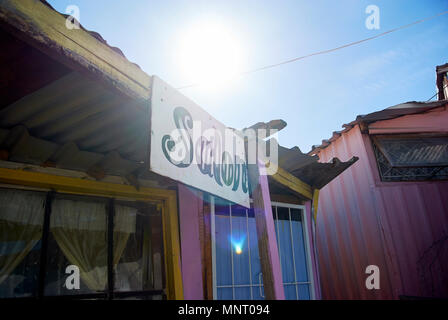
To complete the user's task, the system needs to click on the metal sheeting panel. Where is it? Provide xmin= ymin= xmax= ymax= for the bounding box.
xmin=375 ymin=182 xmax=448 ymax=297
xmin=0 ymin=126 xmax=140 ymax=177
xmin=316 ymin=125 xmax=448 ymax=299
xmin=0 ymin=71 xmax=148 ymax=165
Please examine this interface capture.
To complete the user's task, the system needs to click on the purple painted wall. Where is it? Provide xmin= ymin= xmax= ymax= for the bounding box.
xmin=315 ymin=107 xmax=448 ymax=299
xmin=178 ymin=183 xmax=204 ymax=299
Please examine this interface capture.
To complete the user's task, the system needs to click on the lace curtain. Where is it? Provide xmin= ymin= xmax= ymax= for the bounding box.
xmin=0 ymin=189 xmax=138 ymax=295
xmin=0 ymin=190 xmax=45 ymax=293
xmin=50 ymin=199 xmax=136 ymax=291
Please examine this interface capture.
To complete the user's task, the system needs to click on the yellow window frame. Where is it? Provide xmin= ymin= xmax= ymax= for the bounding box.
xmin=0 ymin=167 xmax=183 ymax=299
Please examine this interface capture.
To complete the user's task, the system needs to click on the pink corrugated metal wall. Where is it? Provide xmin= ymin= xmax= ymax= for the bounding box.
xmin=316 ymin=121 xmax=448 ymax=299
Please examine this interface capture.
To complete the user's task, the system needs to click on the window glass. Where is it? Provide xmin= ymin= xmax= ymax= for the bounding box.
xmin=215 ymin=203 xmax=256 ymax=300
xmin=274 ymin=206 xmax=310 ymax=300
xmin=214 ymin=201 xmax=313 ymax=300
xmin=114 ymin=203 xmax=165 ymax=293
xmin=0 ymin=189 xmax=45 ymax=298
xmin=373 ymin=135 xmax=448 ymax=181
xmin=0 ymin=189 xmax=167 ymax=299
xmin=44 ymin=197 xmax=107 ymax=296
xmin=374 ymin=136 xmax=448 ymax=167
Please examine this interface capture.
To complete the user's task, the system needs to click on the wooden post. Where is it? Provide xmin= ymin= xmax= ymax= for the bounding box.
xmin=248 ymin=161 xmax=285 ymax=300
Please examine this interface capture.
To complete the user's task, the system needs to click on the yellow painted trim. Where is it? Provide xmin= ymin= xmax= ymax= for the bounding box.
xmin=312 ymin=189 xmax=320 ymax=222
xmin=162 ymin=194 xmax=184 ymax=300
xmin=0 ymin=167 xmax=184 ymax=299
xmin=0 ymin=0 xmax=151 ymax=100
xmin=271 ymin=166 xmax=313 ymax=199
xmin=0 ymin=167 xmax=170 ymax=200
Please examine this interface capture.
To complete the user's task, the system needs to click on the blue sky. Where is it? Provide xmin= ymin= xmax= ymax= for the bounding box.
xmin=49 ymin=0 xmax=448 ymax=154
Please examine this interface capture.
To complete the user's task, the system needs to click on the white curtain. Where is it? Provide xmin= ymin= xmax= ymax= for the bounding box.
xmin=0 ymin=190 xmax=45 ymax=290
xmin=50 ymin=199 xmax=136 ymax=291
xmin=0 ymin=190 xmax=138 ymax=295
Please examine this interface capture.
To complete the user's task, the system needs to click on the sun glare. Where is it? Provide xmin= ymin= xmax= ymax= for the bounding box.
xmin=177 ymin=21 xmax=243 ymax=90
xmin=231 ymin=236 xmax=245 ymax=255
xmin=235 ymin=245 xmax=242 ymax=255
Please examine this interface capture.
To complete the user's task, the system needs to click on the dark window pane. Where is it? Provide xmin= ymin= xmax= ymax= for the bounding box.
xmin=44 ymin=197 xmax=107 ymax=296
xmin=230 ymin=204 xmax=247 ymax=217
xmin=373 ymin=136 xmax=448 ymax=182
xmin=276 ymin=206 xmax=289 ymax=221
xmin=215 ymin=204 xmax=230 ymax=216
xmin=0 ymin=189 xmax=45 ymax=298
xmin=290 ymin=208 xmax=302 ymax=222
xmin=375 ymin=136 xmax=448 ymax=167
xmin=114 ymin=203 xmax=165 ymax=293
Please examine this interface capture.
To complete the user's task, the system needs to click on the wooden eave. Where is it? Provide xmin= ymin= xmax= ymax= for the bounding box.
xmin=0 ymin=0 xmax=152 ymax=101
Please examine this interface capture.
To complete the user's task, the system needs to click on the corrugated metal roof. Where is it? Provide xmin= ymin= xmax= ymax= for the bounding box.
xmin=309 ymin=100 xmax=448 ymax=155
xmin=291 ymin=156 xmax=359 ymax=189
xmin=0 ymin=71 xmax=148 ymax=163
xmin=0 ymin=1 xmax=150 ymax=179
xmin=0 ymin=125 xmax=140 ymax=177
xmin=0 ymin=2 xmax=356 ymax=190
xmin=0 ymin=30 xmax=148 ymax=180
xmin=273 ymin=143 xmax=358 ymax=192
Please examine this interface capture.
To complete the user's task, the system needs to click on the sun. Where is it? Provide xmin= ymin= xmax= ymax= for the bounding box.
xmin=176 ymin=20 xmax=243 ymax=90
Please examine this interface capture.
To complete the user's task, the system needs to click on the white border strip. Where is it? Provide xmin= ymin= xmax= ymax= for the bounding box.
xmin=210 ymin=195 xmax=217 ymax=300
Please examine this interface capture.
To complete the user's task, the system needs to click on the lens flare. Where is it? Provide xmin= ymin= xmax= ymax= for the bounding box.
xmin=230 ymin=236 xmax=245 ymax=255
xmin=235 ymin=245 xmax=242 ymax=255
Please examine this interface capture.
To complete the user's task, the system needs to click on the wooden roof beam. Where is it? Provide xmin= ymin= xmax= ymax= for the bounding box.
xmin=270 ymin=165 xmax=313 ymax=200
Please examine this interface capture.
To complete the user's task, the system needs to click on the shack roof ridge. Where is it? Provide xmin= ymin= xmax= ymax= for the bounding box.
xmin=39 ymin=0 xmax=142 ymax=71
xmin=309 ymin=99 xmax=448 ymax=155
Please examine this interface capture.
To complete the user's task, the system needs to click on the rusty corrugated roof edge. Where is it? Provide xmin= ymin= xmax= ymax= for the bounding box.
xmin=40 ymin=0 xmax=142 ymax=70
xmin=275 ymin=139 xmax=359 ymax=191
xmin=309 ymin=100 xmax=448 ymax=155
xmin=291 ymin=155 xmax=359 ymax=189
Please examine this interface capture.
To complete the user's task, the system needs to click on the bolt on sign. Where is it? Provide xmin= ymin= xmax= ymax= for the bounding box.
xmin=149 ymin=76 xmax=250 ymax=208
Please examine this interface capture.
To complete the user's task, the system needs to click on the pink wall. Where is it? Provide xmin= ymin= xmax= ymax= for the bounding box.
xmin=368 ymin=106 xmax=448 ymax=134
xmin=178 ymin=183 xmax=204 ymax=299
xmin=316 ymin=108 xmax=448 ymax=299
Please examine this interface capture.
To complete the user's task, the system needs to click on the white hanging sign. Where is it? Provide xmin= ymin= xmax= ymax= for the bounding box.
xmin=149 ymin=76 xmax=250 ymax=207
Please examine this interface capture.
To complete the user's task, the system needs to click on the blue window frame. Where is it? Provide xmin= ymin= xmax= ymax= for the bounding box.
xmin=211 ymin=198 xmax=315 ymax=300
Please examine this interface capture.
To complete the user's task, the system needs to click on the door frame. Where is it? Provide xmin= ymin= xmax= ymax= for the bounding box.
xmin=271 ymin=201 xmax=316 ymax=300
